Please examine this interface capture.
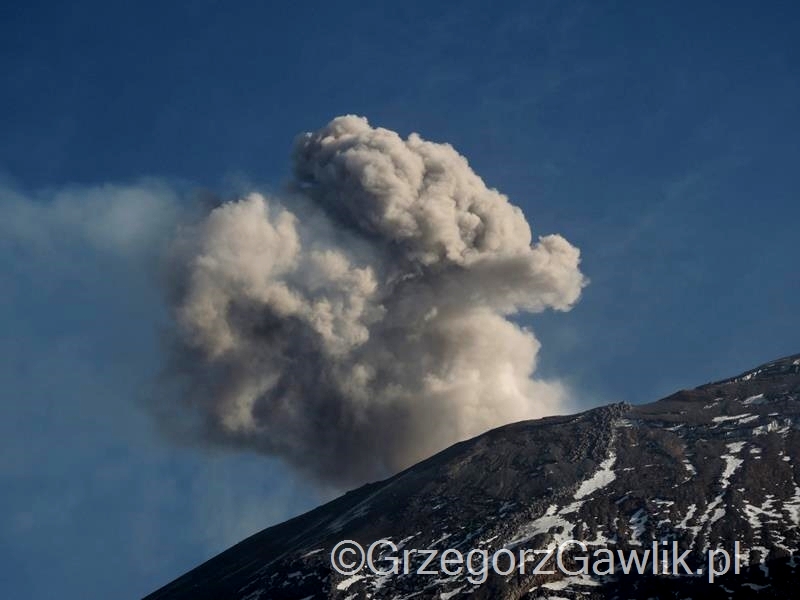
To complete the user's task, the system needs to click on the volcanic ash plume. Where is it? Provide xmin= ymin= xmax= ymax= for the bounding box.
xmin=163 ymin=115 xmax=587 ymax=485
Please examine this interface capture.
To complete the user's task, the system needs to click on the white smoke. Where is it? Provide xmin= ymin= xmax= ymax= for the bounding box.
xmin=163 ymin=115 xmax=587 ymax=485
xmin=0 ymin=179 xmax=180 ymax=259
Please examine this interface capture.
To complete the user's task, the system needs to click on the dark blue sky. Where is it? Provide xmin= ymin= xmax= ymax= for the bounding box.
xmin=1 ymin=1 xmax=798 ymax=598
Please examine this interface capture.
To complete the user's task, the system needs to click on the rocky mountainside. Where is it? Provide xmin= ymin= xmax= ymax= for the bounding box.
xmin=145 ymin=354 xmax=800 ymax=599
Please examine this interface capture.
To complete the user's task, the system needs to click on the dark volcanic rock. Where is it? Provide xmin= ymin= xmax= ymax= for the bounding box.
xmin=145 ymin=354 xmax=800 ymax=599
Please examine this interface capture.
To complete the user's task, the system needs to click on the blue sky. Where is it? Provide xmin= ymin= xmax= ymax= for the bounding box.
xmin=1 ymin=1 xmax=798 ymax=598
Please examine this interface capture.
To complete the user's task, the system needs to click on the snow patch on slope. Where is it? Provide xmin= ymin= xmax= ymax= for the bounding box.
xmin=575 ymin=452 xmax=617 ymax=500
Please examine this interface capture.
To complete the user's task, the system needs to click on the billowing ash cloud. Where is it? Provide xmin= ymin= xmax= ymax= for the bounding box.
xmin=163 ymin=115 xmax=586 ymax=485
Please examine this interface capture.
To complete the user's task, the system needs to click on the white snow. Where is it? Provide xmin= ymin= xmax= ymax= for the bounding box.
xmin=540 ymin=575 xmax=600 ymax=590
xmin=628 ymin=509 xmax=648 ymax=546
xmin=397 ymin=534 xmax=417 ymax=548
xmin=574 ymin=451 xmax=617 ymax=500
xmin=678 ymin=503 xmax=697 ymax=529
xmin=510 ymin=503 xmax=579 ymax=549
xmin=752 ymin=546 xmax=770 ymax=577
xmin=743 ymin=393 xmax=766 ymax=405
xmin=783 ymin=486 xmax=800 ymax=526
xmin=336 ymin=575 xmax=364 ymax=591
xmin=712 ymin=413 xmax=752 ymax=423
xmin=720 ymin=442 xmax=745 ymax=480
xmin=709 ymin=506 xmax=726 ymax=525
xmin=743 ymin=496 xmax=782 ymax=532
xmin=753 ymin=418 xmax=793 ymax=436
xmin=736 ymin=414 xmax=760 ymax=424
xmin=685 ymin=441 xmax=747 ymax=551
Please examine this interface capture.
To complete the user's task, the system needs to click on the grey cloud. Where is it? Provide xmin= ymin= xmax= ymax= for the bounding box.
xmin=163 ymin=116 xmax=587 ymax=486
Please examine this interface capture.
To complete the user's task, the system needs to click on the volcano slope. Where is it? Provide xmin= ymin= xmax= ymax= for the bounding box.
xmin=146 ymin=354 xmax=800 ymax=599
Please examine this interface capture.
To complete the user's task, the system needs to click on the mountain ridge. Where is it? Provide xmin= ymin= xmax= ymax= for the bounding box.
xmin=145 ymin=352 xmax=800 ymax=599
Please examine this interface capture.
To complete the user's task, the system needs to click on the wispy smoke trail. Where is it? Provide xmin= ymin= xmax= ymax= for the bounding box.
xmin=162 ymin=116 xmax=586 ymax=485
